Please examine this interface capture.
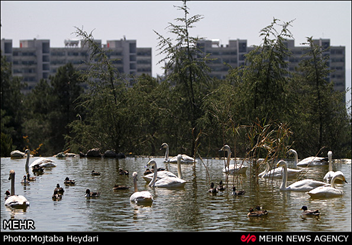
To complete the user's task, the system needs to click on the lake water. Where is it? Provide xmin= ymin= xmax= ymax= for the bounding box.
xmin=1 ymin=156 xmax=351 ymax=232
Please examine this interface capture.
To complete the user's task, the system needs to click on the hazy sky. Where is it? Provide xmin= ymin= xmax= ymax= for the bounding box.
xmin=1 ymin=1 xmax=351 ymax=103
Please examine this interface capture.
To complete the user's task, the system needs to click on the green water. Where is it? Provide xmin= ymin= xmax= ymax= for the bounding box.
xmin=1 ymin=156 xmax=350 ymax=231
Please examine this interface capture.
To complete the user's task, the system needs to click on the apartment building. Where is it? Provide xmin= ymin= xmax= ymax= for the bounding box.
xmin=1 ymin=38 xmax=152 ymax=92
xmin=196 ymin=38 xmax=345 ymax=93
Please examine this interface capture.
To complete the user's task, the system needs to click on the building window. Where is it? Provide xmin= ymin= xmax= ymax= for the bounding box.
xmin=42 ymin=42 xmax=50 ymax=53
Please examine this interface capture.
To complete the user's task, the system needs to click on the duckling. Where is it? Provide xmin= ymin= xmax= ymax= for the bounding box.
xmin=247 ymin=206 xmax=268 ymax=217
xmin=91 ymin=170 xmax=101 ymax=176
xmin=208 ymin=182 xmax=218 ymax=194
xmin=118 ymin=168 xmax=129 ymax=175
xmin=64 ymin=177 xmax=76 ymax=185
xmin=52 ymin=190 xmax=62 ymax=201
xmin=4 ymin=190 xmax=10 ymax=200
xmin=232 ymin=186 xmax=245 ymax=196
xmin=301 ymin=206 xmax=320 ymax=216
xmin=54 ymin=184 xmax=65 ymax=194
xmin=216 ymin=180 xmax=226 ymax=191
xmin=21 ymin=175 xmax=30 ymax=185
xmin=85 ymin=189 xmax=100 ymax=198
xmin=112 ymin=184 xmax=130 ymax=190
xmin=26 ymin=173 xmax=36 ymax=181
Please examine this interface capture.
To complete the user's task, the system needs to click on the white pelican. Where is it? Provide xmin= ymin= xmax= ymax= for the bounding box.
xmin=220 ymin=145 xmax=248 ymax=174
xmin=287 ymin=149 xmax=328 ymax=167
xmin=258 ymin=159 xmax=301 ymax=179
xmin=323 ymin=151 xmax=345 ymax=184
xmin=5 ymin=170 xmax=30 ymax=209
xmin=276 ymin=160 xmax=327 ymax=192
xmin=148 ymin=155 xmax=186 ymax=188
xmin=160 ymin=143 xmax=196 ymax=163
xmin=26 ymin=149 xmax=56 ymax=169
xmin=130 ymin=172 xmax=153 ymax=204
xmin=308 ymin=173 xmax=347 ymax=198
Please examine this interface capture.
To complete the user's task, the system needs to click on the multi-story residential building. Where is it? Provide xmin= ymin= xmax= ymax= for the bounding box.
xmin=1 ymin=38 xmax=152 ymax=92
xmin=196 ymin=38 xmax=345 ymax=93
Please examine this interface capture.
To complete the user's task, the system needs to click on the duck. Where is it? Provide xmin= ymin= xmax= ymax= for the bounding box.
xmin=52 ymin=190 xmax=62 ymax=201
xmin=91 ymin=170 xmax=101 ymax=176
xmin=85 ymin=189 xmax=100 ymax=198
xmin=287 ymin=149 xmax=328 ymax=167
xmin=112 ymin=184 xmax=130 ymax=190
xmin=276 ymin=160 xmax=327 ymax=192
xmin=21 ymin=175 xmax=30 ymax=186
xmin=307 ymin=173 xmax=347 ymax=198
xmin=216 ymin=180 xmax=226 ymax=191
xmin=160 ymin=143 xmax=196 ymax=163
xmin=258 ymin=159 xmax=301 ymax=179
xmin=148 ymin=155 xmax=186 ymax=188
xmin=208 ymin=182 xmax=218 ymax=194
xmin=5 ymin=170 xmax=30 ymax=209
xmin=25 ymin=149 xmax=56 ymax=169
xmin=247 ymin=206 xmax=268 ymax=217
xmin=323 ymin=151 xmax=345 ymax=184
xmin=54 ymin=184 xmax=65 ymax=194
xmin=32 ymin=164 xmax=44 ymax=174
xmin=232 ymin=186 xmax=246 ymax=196
xmin=4 ymin=190 xmax=11 ymax=200
xmin=118 ymin=168 xmax=129 ymax=175
xmin=64 ymin=177 xmax=76 ymax=185
xmin=130 ymin=172 xmax=153 ymax=204
xmin=26 ymin=173 xmax=36 ymax=181
xmin=220 ymin=145 xmax=248 ymax=174
xmin=300 ymin=206 xmax=320 ymax=216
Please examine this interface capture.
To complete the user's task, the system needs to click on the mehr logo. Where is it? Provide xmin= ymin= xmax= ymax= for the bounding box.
xmin=3 ymin=219 xmax=35 ymax=230
xmin=241 ymin=234 xmax=257 ymax=243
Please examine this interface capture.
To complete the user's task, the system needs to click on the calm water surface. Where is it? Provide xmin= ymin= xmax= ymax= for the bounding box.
xmin=1 ymin=156 xmax=351 ymax=232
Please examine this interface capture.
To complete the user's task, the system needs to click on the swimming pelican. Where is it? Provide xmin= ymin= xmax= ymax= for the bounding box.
xmin=323 ymin=151 xmax=345 ymax=184
xmin=307 ymin=173 xmax=347 ymax=198
xmin=5 ymin=170 xmax=30 ymax=209
xmin=160 ymin=143 xmax=196 ymax=163
xmin=129 ymin=172 xmax=153 ymax=204
xmin=287 ymin=149 xmax=328 ymax=167
xmin=26 ymin=149 xmax=56 ymax=169
xmin=220 ymin=145 xmax=248 ymax=174
xmin=276 ymin=160 xmax=327 ymax=192
xmin=258 ymin=159 xmax=301 ymax=179
xmin=148 ymin=155 xmax=186 ymax=188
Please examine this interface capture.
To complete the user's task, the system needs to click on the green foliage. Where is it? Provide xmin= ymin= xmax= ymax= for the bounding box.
xmin=1 ymin=2 xmax=350 ymax=159
xmin=1 ymin=52 xmax=26 ymax=151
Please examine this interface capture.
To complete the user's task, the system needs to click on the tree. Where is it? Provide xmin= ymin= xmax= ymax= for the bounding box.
xmin=291 ymin=37 xmax=350 ymax=157
xmin=22 ymin=63 xmax=84 ymax=155
xmin=154 ymin=0 xmax=212 ymax=156
xmin=225 ymin=18 xmax=294 ymax=125
xmin=1 ymin=53 xmax=26 ymax=155
xmin=66 ymin=27 xmax=128 ymax=153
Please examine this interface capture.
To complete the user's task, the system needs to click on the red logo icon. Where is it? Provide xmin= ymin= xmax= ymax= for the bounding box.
xmin=241 ymin=234 xmax=256 ymax=243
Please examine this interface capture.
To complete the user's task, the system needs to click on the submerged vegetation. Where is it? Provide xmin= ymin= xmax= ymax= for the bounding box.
xmin=1 ymin=1 xmax=350 ymax=159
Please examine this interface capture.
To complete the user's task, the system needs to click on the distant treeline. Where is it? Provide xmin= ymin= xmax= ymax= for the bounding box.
xmin=1 ymin=2 xmax=350 ymax=159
